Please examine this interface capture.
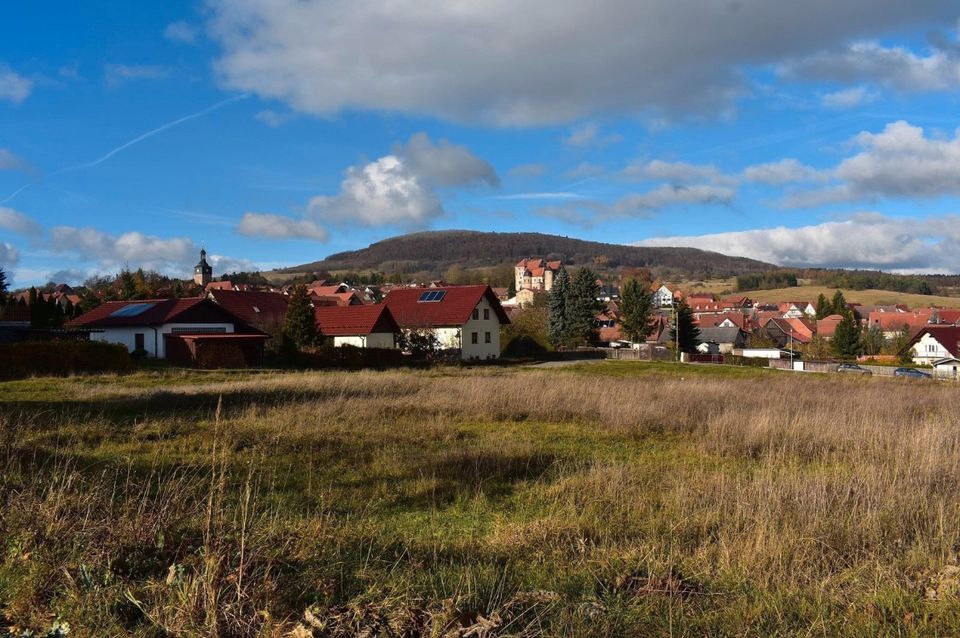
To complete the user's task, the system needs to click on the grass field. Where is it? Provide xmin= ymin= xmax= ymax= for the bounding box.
xmin=3 ymin=362 xmax=960 ymax=636
xmin=685 ymin=279 xmax=960 ymax=308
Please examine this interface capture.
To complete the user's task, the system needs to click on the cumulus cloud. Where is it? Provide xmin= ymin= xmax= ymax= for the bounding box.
xmin=164 ymin=21 xmax=199 ymax=44
xmin=307 ymin=133 xmax=497 ymax=227
xmin=637 ymin=212 xmax=960 ymax=273
xmin=785 ymin=120 xmax=960 ymax=206
xmin=536 ymin=184 xmax=735 ymax=226
xmin=563 ymin=123 xmax=622 ymax=148
xmin=0 ymin=207 xmax=41 ymax=236
xmin=237 ymin=212 xmax=328 ymax=241
xmin=104 ymin=64 xmax=171 ymax=86
xmin=0 ymin=242 xmax=19 ymax=268
xmin=207 ymin=0 xmax=955 ymax=125
xmin=0 ymin=150 xmax=29 ymax=173
xmin=742 ymin=158 xmax=827 ymax=185
xmin=508 ymin=163 xmax=547 ymax=178
xmin=782 ymin=39 xmax=960 ymax=92
xmin=48 ymin=226 xmax=252 ymax=275
xmin=254 ymin=109 xmax=294 ymax=127
xmin=820 ymin=85 xmax=877 ymax=109
xmin=563 ymin=162 xmax=605 ymax=179
xmin=625 ymin=160 xmax=728 ymax=184
xmin=0 ymin=64 xmax=31 ymax=104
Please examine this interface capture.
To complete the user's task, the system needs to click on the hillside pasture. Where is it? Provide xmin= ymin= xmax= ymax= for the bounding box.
xmin=2 ymin=363 xmax=960 ymax=636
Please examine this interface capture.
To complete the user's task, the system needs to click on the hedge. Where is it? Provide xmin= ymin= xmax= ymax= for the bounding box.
xmin=289 ymin=346 xmax=406 ymax=370
xmin=0 ymin=341 xmax=132 ymax=380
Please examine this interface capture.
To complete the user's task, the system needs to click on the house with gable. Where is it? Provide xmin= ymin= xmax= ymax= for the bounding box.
xmin=314 ymin=305 xmax=400 ymax=349
xmin=906 ymin=326 xmax=960 ymax=366
xmin=383 ymin=285 xmax=510 ymax=360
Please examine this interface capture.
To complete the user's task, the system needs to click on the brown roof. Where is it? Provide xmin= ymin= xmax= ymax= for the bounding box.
xmin=207 ymin=290 xmax=289 ymax=325
xmin=908 ymin=326 xmax=960 ymax=358
xmin=314 ymin=305 xmax=400 ymax=336
xmin=383 ymin=285 xmax=510 ymax=328
xmin=68 ymin=298 xmax=259 ymax=332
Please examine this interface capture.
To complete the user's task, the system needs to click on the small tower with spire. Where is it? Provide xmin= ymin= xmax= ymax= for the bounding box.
xmin=194 ymin=248 xmax=212 ymax=287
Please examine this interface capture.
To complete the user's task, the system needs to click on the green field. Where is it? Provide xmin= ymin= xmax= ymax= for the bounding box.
xmin=3 ymin=363 xmax=960 ymax=636
xmin=687 ymin=280 xmax=960 ymax=308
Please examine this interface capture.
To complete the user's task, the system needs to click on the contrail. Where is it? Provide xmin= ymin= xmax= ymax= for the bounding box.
xmin=1 ymin=93 xmax=249 ymax=204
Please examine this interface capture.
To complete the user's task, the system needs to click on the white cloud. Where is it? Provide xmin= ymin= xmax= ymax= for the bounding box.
xmin=306 ymin=133 xmax=497 ymax=227
xmin=104 ymin=64 xmax=171 ymax=86
xmin=508 ymin=163 xmax=547 ymax=178
xmin=0 ymin=64 xmax=31 ymax=104
xmin=394 ymin=133 xmax=499 ymax=188
xmin=820 ymin=85 xmax=877 ymax=109
xmin=164 ymin=21 xmax=199 ymax=44
xmin=48 ymin=226 xmax=253 ymax=275
xmin=237 ymin=212 xmax=328 ymax=241
xmin=782 ymin=40 xmax=960 ymax=92
xmin=208 ymin=0 xmax=955 ymax=125
xmin=742 ymin=158 xmax=826 ymax=185
xmin=0 ymin=150 xmax=28 ymax=172
xmin=637 ymin=212 xmax=960 ymax=273
xmin=563 ymin=123 xmax=622 ymax=148
xmin=563 ymin=162 xmax=605 ymax=179
xmin=308 ymin=155 xmax=442 ymax=227
xmin=0 ymin=207 xmax=41 ymax=236
xmin=625 ymin=159 xmax=727 ymax=184
xmin=785 ymin=120 xmax=960 ymax=206
xmin=0 ymin=242 xmax=19 ymax=268
xmin=254 ymin=109 xmax=293 ymax=127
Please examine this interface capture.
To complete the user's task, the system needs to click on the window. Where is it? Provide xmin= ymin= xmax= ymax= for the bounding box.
xmin=472 ymin=308 xmax=479 ymax=320
xmin=471 ymin=332 xmax=478 ymax=344
xmin=134 ymin=333 xmax=145 ymax=351
xmin=485 ymin=331 xmax=491 ymax=344
xmin=483 ymin=309 xmax=490 ymax=320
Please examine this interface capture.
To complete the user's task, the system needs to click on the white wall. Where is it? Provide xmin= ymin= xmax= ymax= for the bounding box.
xmin=459 ymin=296 xmax=502 ymax=360
xmin=912 ymin=333 xmax=953 ymax=365
xmin=333 ymin=332 xmax=395 ymax=348
xmin=92 ymin=322 xmax=234 ymax=358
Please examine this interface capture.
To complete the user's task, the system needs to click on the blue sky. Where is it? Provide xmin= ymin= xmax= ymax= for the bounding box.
xmin=2 ymin=1 xmax=960 ymax=286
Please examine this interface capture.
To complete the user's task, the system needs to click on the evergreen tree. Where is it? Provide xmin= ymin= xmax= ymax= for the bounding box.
xmin=860 ymin=325 xmax=884 ymax=356
xmin=282 ymin=284 xmax=318 ymax=350
xmin=0 ymin=267 xmax=7 ymax=305
xmin=830 ymin=290 xmax=849 ymax=318
xmin=565 ymin=267 xmax=602 ymax=346
xmin=669 ymin=299 xmax=701 ymax=356
xmin=831 ymin=314 xmax=862 ymax=359
xmin=619 ymin=278 xmax=654 ymax=343
xmin=814 ymin=293 xmax=830 ymax=319
xmin=547 ymin=266 xmax=570 ymax=348
xmin=506 ymin=278 xmax=517 ymax=299
xmin=118 ymin=269 xmax=137 ymax=300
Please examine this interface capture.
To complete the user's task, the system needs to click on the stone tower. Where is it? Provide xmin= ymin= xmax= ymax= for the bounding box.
xmin=194 ymin=248 xmax=212 ymax=287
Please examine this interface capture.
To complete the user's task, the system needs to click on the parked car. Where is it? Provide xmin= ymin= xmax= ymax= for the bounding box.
xmin=894 ymin=367 xmax=932 ymax=379
xmin=836 ymin=363 xmax=872 ymax=376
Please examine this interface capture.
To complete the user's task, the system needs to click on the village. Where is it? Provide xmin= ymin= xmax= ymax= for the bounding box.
xmin=1 ymin=250 xmax=958 ymax=379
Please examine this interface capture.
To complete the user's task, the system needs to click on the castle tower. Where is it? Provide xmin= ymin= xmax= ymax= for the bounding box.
xmin=194 ymin=248 xmax=213 ymax=287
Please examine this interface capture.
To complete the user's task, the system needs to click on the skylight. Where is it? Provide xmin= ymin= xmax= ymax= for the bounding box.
xmin=108 ymin=303 xmax=156 ymax=318
xmin=417 ymin=290 xmax=446 ymax=303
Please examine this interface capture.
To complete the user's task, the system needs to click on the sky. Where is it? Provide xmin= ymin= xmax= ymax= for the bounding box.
xmin=2 ymin=1 xmax=960 ymax=287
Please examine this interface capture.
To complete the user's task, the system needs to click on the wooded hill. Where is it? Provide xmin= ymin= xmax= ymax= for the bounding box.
xmin=275 ymin=230 xmax=776 ymax=280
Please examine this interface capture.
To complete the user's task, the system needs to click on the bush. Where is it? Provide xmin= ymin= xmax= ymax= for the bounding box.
xmin=0 ymin=341 xmax=132 ymax=379
xmin=283 ymin=346 xmax=406 ymax=370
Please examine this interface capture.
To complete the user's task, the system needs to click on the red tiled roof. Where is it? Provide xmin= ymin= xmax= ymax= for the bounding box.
xmin=205 ymin=281 xmax=236 ymax=291
xmin=314 ymin=305 xmax=400 ymax=336
xmin=816 ymin=314 xmax=843 ymax=338
xmin=383 ymin=285 xmax=510 ymax=328
xmin=908 ymin=326 xmax=960 ymax=358
xmin=308 ymin=284 xmax=348 ymax=297
xmin=68 ymin=298 xmax=255 ymax=330
xmin=868 ymin=312 xmax=931 ymax=331
xmin=207 ymin=290 xmax=288 ymax=325
xmin=936 ymin=309 xmax=960 ymax=324
xmin=0 ymin=304 xmax=30 ymax=322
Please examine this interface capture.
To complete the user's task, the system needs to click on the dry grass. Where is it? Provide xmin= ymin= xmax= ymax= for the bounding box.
xmin=2 ymin=364 xmax=960 ymax=635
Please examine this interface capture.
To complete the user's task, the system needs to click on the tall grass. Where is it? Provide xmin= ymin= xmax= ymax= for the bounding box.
xmin=2 ymin=366 xmax=960 ymax=635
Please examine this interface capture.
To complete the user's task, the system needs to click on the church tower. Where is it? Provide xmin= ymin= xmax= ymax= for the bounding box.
xmin=194 ymin=248 xmax=213 ymax=287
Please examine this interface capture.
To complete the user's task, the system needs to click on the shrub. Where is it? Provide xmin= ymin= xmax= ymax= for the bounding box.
xmin=0 ymin=341 xmax=131 ymax=379
xmin=289 ymin=346 xmax=405 ymax=370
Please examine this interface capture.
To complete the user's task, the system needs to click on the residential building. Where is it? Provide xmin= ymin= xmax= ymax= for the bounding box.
xmin=314 ymin=305 xmax=400 ymax=348
xmin=906 ymin=326 xmax=960 ymax=365
xmin=696 ymin=326 xmax=747 ymax=354
xmin=653 ymin=284 xmax=677 ymax=308
xmin=383 ymin=285 xmax=510 ymax=360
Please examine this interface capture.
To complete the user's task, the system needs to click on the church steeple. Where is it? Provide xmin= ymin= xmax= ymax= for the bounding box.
xmin=194 ymin=248 xmax=213 ymax=286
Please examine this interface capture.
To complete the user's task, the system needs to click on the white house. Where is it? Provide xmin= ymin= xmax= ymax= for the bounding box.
xmin=383 ymin=285 xmax=510 ymax=360
xmin=68 ymin=298 xmax=260 ymax=359
xmin=906 ymin=326 xmax=960 ymax=366
xmin=654 ymin=284 xmax=676 ymax=308
xmin=314 ymin=304 xmax=399 ymax=348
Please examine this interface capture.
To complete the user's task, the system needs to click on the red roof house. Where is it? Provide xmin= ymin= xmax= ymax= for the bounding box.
xmin=314 ymin=305 xmax=400 ymax=348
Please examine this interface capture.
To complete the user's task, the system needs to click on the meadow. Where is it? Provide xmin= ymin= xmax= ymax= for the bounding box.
xmin=2 ymin=363 xmax=960 ymax=636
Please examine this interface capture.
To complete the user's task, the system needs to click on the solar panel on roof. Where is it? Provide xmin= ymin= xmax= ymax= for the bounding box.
xmin=417 ymin=290 xmax=446 ymax=303
xmin=108 ymin=302 xmax=156 ymax=318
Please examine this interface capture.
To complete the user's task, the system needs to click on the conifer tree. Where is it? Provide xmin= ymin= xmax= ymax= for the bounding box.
xmin=619 ymin=278 xmax=654 ymax=343
xmin=831 ymin=314 xmax=862 ymax=359
xmin=506 ymin=278 xmax=516 ymax=299
xmin=565 ymin=267 xmax=602 ymax=346
xmin=815 ymin=293 xmax=830 ymax=319
xmin=830 ymin=290 xmax=849 ymax=318
xmin=669 ymin=299 xmax=701 ymax=355
xmin=283 ymin=284 xmax=317 ymax=350
xmin=0 ymin=267 xmax=7 ymax=305
xmin=547 ymin=266 xmax=569 ymax=348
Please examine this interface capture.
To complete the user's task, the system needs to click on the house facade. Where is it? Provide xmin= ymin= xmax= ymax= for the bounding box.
xmin=514 ymin=258 xmax=562 ymax=292
xmin=653 ymin=284 xmax=676 ymax=308
xmin=383 ymin=285 xmax=510 ymax=360
xmin=314 ymin=305 xmax=399 ymax=348
xmin=907 ymin=326 xmax=960 ymax=365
